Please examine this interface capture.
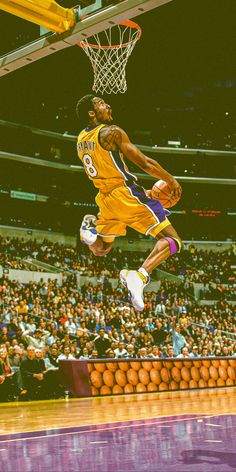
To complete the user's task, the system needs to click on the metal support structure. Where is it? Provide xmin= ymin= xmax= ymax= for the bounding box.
xmin=0 ymin=0 xmax=172 ymax=76
xmin=0 ymin=0 xmax=76 ymax=34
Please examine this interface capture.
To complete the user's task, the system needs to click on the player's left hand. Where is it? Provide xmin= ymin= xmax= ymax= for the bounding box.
xmin=168 ymin=179 xmax=182 ymax=199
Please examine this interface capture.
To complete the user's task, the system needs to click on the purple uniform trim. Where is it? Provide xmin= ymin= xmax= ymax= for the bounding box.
xmin=128 ymin=183 xmax=170 ymax=221
xmin=164 ymin=236 xmax=178 ymax=254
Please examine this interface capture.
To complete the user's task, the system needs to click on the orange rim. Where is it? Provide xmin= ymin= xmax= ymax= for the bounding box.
xmin=77 ymin=20 xmax=142 ymax=50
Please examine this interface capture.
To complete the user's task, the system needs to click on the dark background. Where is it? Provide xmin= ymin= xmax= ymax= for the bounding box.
xmin=0 ymin=0 xmax=236 ymax=238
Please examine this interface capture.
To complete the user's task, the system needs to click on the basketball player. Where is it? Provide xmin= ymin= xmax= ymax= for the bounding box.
xmin=76 ymin=95 xmax=182 ymax=312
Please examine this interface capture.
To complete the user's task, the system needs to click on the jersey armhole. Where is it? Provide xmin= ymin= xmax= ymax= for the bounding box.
xmin=98 ymin=126 xmax=107 ymax=150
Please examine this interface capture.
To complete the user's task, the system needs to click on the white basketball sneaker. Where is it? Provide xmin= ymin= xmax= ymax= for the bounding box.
xmin=119 ymin=269 xmax=150 ymax=312
xmin=80 ymin=214 xmax=98 ymax=245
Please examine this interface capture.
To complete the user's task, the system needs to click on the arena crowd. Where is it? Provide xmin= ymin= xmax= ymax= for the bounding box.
xmin=0 ymin=256 xmax=235 ymax=401
xmin=0 ymin=236 xmax=235 ymax=285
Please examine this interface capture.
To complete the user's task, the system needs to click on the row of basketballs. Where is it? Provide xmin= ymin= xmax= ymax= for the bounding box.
xmin=88 ymin=359 xmax=236 ymax=396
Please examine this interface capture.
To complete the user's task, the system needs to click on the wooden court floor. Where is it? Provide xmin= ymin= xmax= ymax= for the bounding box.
xmin=0 ymin=388 xmax=235 ymax=472
xmin=0 ymin=387 xmax=235 ymax=435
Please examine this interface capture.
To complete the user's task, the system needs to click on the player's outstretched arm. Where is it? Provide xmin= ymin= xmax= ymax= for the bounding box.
xmin=100 ymin=125 xmax=182 ymax=198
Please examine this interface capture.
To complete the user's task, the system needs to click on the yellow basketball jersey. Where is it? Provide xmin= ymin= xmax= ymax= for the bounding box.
xmin=77 ymin=124 xmax=137 ymax=193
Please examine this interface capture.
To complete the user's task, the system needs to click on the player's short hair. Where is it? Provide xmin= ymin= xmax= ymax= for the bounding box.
xmin=76 ymin=94 xmax=96 ymax=125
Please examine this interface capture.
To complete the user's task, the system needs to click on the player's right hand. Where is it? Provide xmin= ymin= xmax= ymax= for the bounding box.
xmin=168 ymin=179 xmax=182 ymax=199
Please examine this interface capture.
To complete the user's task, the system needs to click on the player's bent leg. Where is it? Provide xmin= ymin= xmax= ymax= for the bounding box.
xmin=80 ymin=214 xmax=98 ymax=245
xmin=141 ymin=224 xmax=182 ymax=274
xmin=80 ymin=214 xmax=115 ymax=256
xmin=119 ymin=225 xmax=182 ymax=312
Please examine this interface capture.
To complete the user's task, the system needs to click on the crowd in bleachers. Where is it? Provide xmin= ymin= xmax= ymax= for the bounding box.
xmin=0 ymin=265 xmax=235 ymax=401
xmin=0 ymin=236 xmax=235 ymax=286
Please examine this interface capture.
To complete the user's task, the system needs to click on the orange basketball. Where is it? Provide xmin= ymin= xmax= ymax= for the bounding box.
xmin=181 ymin=367 xmax=191 ymax=382
xmin=150 ymin=180 xmax=180 ymax=208
xmin=88 ymin=363 xmax=94 ymax=373
xmin=141 ymin=361 xmax=153 ymax=371
xmin=106 ymin=362 xmax=117 ymax=372
xmin=112 ymin=385 xmax=123 ymax=394
xmin=161 ymin=367 xmax=170 ymax=383
xmin=147 ymin=382 xmax=158 ymax=392
xmin=136 ymin=383 xmax=147 ymax=393
xmin=127 ymin=369 xmax=139 ymax=385
xmin=218 ymin=366 xmax=227 ymax=381
xmin=115 ymin=370 xmax=127 ymax=387
xmin=152 ymin=361 xmax=162 ymax=370
xmin=200 ymin=366 xmax=210 ymax=381
xmin=211 ymin=360 xmax=220 ymax=368
xmin=115 ymin=369 xmax=127 ymax=387
xmin=169 ymin=380 xmax=179 ymax=390
xmin=202 ymin=360 xmax=211 ymax=368
xmin=94 ymin=363 xmax=106 ymax=373
xmin=118 ymin=362 xmax=130 ymax=371
xmin=189 ymin=379 xmax=198 ymax=389
xmin=209 ymin=366 xmax=219 ymax=381
xmin=91 ymin=386 xmax=99 ymax=396
xmin=217 ymin=378 xmax=225 ymax=387
xmin=130 ymin=361 xmax=141 ymax=371
xmin=198 ymin=379 xmax=207 ymax=388
xmin=193 ymin=360 xmax=202 ymax=368
xmin=179 ymin=380 xmax=189 ymax=390
xmin=159 ymin=382 xmax=169 ymax=391
xmin=227 ymin=366 xmax=236 ymax=380
xmin=124 ymin=384 xmax=134 ymax=394
xmin=90 ymin=370 xmax=103 ymax=388
xmin=229 ymin=359 xmax=236 ymax=368
xmin=100 ymin=385 xmax=111 ymax=395
xmin=220 ymin=360 xmax=228 ymax=368
xmin=171 ymin=366 xmax=181 ymax=383
xmin=191 ymin=367 xmax=200 ymax=382
xmin=138 ymin=368 xmax=150 ymax=385
xmin=103 ymin=370 xmax=115 ymax=387
xmin=226 ymin=378 xmax=235 ymax=386
xmin=174 ymin=361 xmax=183 ymax=369
xmin=208 ymin=378 xmax=216 ymax=387
xmin=164 ymin=361 xmax=173 ymax=370
xmin=150 ymin=368 xmax=161 ymax=385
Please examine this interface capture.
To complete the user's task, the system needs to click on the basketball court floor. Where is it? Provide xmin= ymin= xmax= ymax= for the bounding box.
xmin=0 ymin=387 xmax=235 ymax=471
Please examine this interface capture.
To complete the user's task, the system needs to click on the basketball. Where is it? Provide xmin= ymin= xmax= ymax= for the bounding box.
xmin=150 ymin=180 xmax=180 ymax=208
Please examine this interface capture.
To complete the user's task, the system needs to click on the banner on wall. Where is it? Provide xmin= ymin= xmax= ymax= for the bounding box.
xmin=59 ymin=357 xmax=236 ymax=398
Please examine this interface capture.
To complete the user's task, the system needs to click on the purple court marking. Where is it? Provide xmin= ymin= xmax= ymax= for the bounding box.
xmin=0 ymin=414 xmax=235 ymax=472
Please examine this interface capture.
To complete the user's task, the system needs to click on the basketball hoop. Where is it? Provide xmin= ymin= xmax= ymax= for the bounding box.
xmin=77 ymin=20 xmax=142 ymax=94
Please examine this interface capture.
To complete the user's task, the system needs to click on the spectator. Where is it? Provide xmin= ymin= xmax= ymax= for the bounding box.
xmin=126 ymin=344 xmax=136 ymax=358
xmin=20 ymin=346 xmax=49 ymax=400
xmin=176 ymin=346 xmax=190 ymax=358
xmin=114 ymin=342 xmax=128 ymax=359
xmin=58 ymin=346 xmax=75 ymax=360
xmin=22 ymin=328 xmax=50 ymax=349
xmin=189 ymin=345 xmax=200 ymax=357
xmin=171 ymin=323 xmax=186 ymax=356
xmin=94 ymin=329 xmax=111 ymax=358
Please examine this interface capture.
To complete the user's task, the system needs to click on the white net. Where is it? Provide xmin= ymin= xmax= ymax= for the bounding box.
xmin=78 ymin=21 xmax=141 ymax=94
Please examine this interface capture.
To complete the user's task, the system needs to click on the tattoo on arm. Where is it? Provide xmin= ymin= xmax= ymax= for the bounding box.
xmin=99 ymin=126 xmax=122 ymax=151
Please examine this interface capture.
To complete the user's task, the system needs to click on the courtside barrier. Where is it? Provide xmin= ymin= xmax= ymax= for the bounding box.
xmin=59 ymin=357 xmax=236 ymax=397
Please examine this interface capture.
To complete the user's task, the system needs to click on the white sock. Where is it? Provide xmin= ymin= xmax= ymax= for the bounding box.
xmin=138 ymin=267 xmax=149 ymax=279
